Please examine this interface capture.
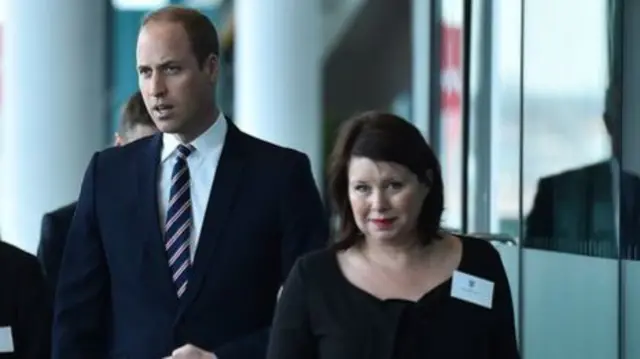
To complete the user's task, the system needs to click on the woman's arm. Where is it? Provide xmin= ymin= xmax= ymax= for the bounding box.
xmin=267 ymin=258 xmax=317 ymax=359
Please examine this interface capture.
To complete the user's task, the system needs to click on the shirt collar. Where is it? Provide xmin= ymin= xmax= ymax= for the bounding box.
xmin=161 ymin=112 xmax=227 ymax=162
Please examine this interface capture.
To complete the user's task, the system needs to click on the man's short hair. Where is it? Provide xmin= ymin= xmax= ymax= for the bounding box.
xmin=142 ymin=5 xmax=220 ymax=66
xmin=118 ymin=91 xmax=154 ymax=137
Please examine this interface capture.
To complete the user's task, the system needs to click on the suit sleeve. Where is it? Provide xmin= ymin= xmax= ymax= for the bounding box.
xmin=487 ymin=245 xmax=520 ymax=359
xmin=13 ymin=254 xmax=52 ymax=359
xmin=213 ymin=153 xmax=328 ymax=358
xmin=266 ymin=259 xmax=316 ymax=358
xmin=38 ymin=213 xmax=65 ymax=292
xmin=52 ymin=153 xmax=109 ymax=359
xmin=524 ymin=178 xmax=553 ymax=249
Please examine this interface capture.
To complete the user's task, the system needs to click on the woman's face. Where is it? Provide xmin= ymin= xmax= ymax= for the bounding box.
xmin=347 ymin=157 xmax=429 ymax=244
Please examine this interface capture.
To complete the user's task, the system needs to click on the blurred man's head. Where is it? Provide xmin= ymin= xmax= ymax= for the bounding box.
xmin=136 ymin=6 xmax=219 ymax=142
xmin=115 ymin=91 xmax=158 ymax=146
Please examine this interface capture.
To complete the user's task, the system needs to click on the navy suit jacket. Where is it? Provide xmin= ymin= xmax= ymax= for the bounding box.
xmin=38 ymin=202 xmax=77 ymax=292
xmin=525 ymin=161 xmax=640 ymax=259
xmin=52 ymin=121 xmax=329 ymax=359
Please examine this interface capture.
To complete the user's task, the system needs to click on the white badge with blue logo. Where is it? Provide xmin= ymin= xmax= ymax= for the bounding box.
xmin=451 ymin=271 xmax=494 ymax=309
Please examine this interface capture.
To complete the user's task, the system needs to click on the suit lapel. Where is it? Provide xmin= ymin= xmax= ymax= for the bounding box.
xmin=137 ymin=133 xmax=179 ymax=309
xmin=180 ymin=122 xmax=247 ymax=311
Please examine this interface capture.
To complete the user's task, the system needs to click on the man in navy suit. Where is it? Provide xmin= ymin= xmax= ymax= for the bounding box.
xmin=52 ymin=6 xmax=328 ymax=359
xmin=525 ymin=87 xmax=640 ymax=259
xmin=37 ymin=90 xmax=158 ymax=293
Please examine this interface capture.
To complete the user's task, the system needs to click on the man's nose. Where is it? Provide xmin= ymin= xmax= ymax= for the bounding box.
xmin=149 ymin=74 xmax=167 ymax=97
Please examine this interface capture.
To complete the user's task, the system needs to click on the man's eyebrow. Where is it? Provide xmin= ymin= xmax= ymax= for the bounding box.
xmin=137 ymin=60 xmax=181 ymax=71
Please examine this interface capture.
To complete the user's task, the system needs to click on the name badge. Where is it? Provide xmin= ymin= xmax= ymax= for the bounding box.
xmin=0 ymin=326 xmax=14 ymax=353
xmin=451 ymin=271 xmax=494 ymax=309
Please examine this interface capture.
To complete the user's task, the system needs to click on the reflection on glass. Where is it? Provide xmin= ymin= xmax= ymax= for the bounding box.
xmin=620 ymin=0 xmax=640 ymax=354
xmin=520 ymin=0 xmax=621 ymax=358
xmin=525 ymin=82 xmax=640 ymax=259
xmin=524 ymin=106 xmax=619 ymax=258
xmin=521 ymin=0 xmax=617 ymax=259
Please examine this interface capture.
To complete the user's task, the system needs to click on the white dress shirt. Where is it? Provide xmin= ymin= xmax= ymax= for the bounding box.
xmin=158 ymin=113 xmax=227 ymax=260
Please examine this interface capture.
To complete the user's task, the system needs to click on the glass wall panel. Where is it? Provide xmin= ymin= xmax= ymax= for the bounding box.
xmin=520 ymin=0 xmax=619 ymax=357
xmin=620 ymin=0 xmax=640 ymax=357
xmin=466 ymin=0 xmax=523 ymax=342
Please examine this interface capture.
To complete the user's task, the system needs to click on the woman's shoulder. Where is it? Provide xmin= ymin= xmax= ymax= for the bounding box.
xmin=291 ymin=246 xmax=340 ymax=280
xmin=456 ymin=234 xmax=506 ymax=277
xmin=458 ymin=234 xmax=499 ymax=254
xmin=282 ymin=246 xmax=347 ymax=302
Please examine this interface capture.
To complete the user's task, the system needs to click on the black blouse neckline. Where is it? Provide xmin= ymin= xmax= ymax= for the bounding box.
xmin=327 ymin=235 xmax=470 ymax=306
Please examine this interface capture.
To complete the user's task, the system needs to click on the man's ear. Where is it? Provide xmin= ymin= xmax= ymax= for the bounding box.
xmin=204 ymin=54 xmax=219 ymax=84
xmin=114 ymin=133 xmax=124 ymax=147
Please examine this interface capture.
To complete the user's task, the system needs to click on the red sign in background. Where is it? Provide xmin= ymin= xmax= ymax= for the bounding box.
xmin=440 ymin=23 xmax=462 ymax=152
xmin=439 ymin=23 xmax=463 ymax=227
xmin=441 ymin=24 xmax=462 ymax=117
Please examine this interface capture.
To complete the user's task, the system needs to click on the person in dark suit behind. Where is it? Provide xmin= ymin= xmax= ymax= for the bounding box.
xmin=525 ymin=88 xmax=640 ymax=259
xmin=37 ymin=90 xmax=158 ymax=292
xmin=267 ymin=112 xmax=519 ymax=358
xmin=52 ymin=6 xmax=328 ymax=359
xmin=0 ymin=239 xmax=51 ymax=359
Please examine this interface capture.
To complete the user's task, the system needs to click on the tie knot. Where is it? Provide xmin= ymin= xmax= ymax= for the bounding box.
xmin=177 ymin=144 xmax=194 ymax=159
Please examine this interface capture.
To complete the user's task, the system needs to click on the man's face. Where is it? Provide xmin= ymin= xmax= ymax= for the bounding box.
xmin=136 ymin=21 xmax=217 ymax=136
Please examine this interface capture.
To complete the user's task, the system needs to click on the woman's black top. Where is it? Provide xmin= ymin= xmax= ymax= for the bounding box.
xmin=266 ymin=235 xmax=520 ymax=359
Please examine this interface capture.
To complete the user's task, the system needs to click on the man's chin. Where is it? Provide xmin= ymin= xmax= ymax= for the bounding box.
xmin=155 ymin=121 xmax=183 ymax=134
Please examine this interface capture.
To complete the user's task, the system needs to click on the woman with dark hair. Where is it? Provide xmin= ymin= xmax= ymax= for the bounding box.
xmin=267 ymin=111 xmax=519 ymax=358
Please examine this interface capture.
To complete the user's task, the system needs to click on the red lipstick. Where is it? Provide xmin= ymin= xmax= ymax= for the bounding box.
xmin=371 ymin=218 xmax=395 ymax=228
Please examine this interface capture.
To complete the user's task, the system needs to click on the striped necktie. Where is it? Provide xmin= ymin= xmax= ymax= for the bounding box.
xmin=165 ymin=144 xmax=194 ymax=298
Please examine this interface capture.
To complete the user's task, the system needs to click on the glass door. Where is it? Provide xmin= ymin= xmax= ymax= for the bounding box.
xmin=458 ymin=0 xmax=624 ymax=357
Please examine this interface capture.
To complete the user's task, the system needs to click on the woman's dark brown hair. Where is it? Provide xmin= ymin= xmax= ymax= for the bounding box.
xmin=328 ymin=111 xmax=445 ymax=249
